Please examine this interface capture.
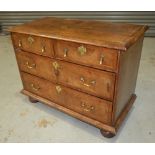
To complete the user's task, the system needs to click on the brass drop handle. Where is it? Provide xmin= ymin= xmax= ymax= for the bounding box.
xmin=77 ymin=45 xmax=87 ymax=56
xmin=41 ymin=46 xmax=45 ymax=53
xmin=18 ymin=40 xmax=22 ymax=47
xmin=99 ymin=54 xmax=104 ymax=65
xmin=26 ymin=61 xmax=36 ymax=69
xmin=27 ymin=36 xmax=34 ymax=44
xmin=30 ymin=83 xmax=40 ymax=91
xmin=56 ymin=85 xmax=62 ymax=94
xmin=81 ymin=102 xmax=95 ymax=112
xmin=63 ymin=48 xmax=68 ymax=57
xmin=80 ymin=77 xmax=96 ymax=87
xmin=52 ymin=61 xmax=60 ymax=76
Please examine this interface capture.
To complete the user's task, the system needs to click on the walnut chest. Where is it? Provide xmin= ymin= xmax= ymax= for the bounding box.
xmin=10 ymin=17 xmax=148 ymax=138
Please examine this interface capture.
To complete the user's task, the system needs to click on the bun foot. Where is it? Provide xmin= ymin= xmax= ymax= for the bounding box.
xmin=100 ymin=129 xmax=115 ymax=138
xmin=29 ymin=97 xmax=38 ymax=103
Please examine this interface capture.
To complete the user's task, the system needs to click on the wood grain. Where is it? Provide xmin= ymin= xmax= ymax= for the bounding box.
xmin=12 ymin=32 xmax=54 ymax=58
xmin=115 ymin=94 xmax=136 ymax=131
xmin=16 ymin=51 xmax=115 ymax=101
xmin=21 ymin=72 xmax=113 ymax=125
xmin=10 ymin=17 xmax=148 ymax=137
xmin=9 ymin=17 xmax=148 ymax=51
xmin=113 ymin=37 xmax=144 ymax=122
xmin=55 ymin=40 xmax=118 ymax=72
xmin=55 ymin=59 xmax=115 ymax=101
xmin=22 ymin=89 xmax=116 ymax=133
xmin=16 ymin=50 xmax=57 ymax=82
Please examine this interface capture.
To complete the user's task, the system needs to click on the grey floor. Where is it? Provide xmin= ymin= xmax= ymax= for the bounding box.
xmin=0 ymin=35 xmax=155 ymax=143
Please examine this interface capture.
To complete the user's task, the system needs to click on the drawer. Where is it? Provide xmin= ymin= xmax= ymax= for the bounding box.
xmin=16 ymin=50 xmax=56 ymax=82
xmin=21 ymin=72 xmax=112 ymax=124
xmin=12 ymin=32 xmax=54 ymax=57
xmin=53 ymin=60 xmax=115 ymax=101
xmin=17 ymin=51 xmax=115 ymax=100
xmin=55 ymin=40 xmax=118 ymax=72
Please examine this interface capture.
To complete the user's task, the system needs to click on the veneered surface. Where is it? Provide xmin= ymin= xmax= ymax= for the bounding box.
xmin=113 ymin=37 xmax=144 ymax=122
xmin=12 ymin=32 xmax=54 ymax=57
xmin=9 ymin=17 xmax=148 ymax=50
xmin=55 ymin=40 xmax=118 ymax=72
xmin=22 ymin=72 xmax=112 ymax=125
xmin=16 ymin=51 xmax=115 ymax=101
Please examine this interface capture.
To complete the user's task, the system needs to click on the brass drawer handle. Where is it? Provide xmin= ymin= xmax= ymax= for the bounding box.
xmin=63 ymin=48 xmax=68 ymax=57
xmin=81 ymin=102 xmax=95 ymax=112
xmin=26 ymin=61 xmax=36 ymax=69
xmin=18 ymin=40 xmax=22 ymax=47
xmin=56 ymin=85 xmax=62 ymax=94
xmin=77 ymin=45 xmax=87 ymax=56
xmin=99 ymin=54 xmax=104 ymax=65
xmin=52 ymin=61 xmax=60 ymax=76
xmin=80 ymin=77 xmax=96 ymax=87
xmin=30 ymin=83 xmax=40 ymax=91
xmin=28 ymin=36 xmax=34 ymax=44
xmin=41 ymin=46 xmax=45 ymax=53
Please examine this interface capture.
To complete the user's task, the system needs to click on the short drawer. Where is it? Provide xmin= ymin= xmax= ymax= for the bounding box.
xmin=21 ymin=72 xmax=112 ymax=124
xmin=16 ymin=50 xmax=56 ymax=82
xmin=11 ymin=32 xmax=54 ymax=57
xmin=55 ymin=40 xmax=118 ymax=72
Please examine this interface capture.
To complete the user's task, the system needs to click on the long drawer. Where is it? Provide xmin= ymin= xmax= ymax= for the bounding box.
xmin=16 ymin=51 xmax=115 ymax=101
xmin=16 ymin=50 xmax=57 ymax=82
xmin=21 ymin=72 xmax=112 ymax=124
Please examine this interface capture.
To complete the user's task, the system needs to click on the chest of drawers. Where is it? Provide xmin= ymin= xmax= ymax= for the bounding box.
xmin=10 ymin=17 xmax=148 ymax=138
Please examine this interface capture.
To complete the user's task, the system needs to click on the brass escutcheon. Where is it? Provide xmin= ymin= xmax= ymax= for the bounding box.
xmin=28 ymin=36 xmax=34 ymax=44
xmin=56 ymin=85 xmax=62 ymax=94
xmin=77 ymin=45 xmax=87 ymax=56
xmin=52 ymin=61 xmax=60 ymax=70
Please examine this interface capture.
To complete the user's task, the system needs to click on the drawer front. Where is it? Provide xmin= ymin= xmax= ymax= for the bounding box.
xmin=17 ymin=51 xmax=115 ymax=100
xmin=55 ymin=40 xmax=118 ymax=72
xmin=12 ymin=33 xmax=54 ymax=57
xmin=53 ymin=60 xmax=115 ymax=101
xmin=16 ymin=50 xmax=56 ymax=82
xmin=22 ymin=72 xmax=112 ymax=124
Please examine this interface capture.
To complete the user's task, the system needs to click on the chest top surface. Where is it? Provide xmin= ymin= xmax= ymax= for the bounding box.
xmin=9 ymin=17 xmax=148 ymax=51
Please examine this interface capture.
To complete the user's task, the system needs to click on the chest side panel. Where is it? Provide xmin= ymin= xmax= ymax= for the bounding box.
xmin=113 ymin=36 xmax=144 ymax=123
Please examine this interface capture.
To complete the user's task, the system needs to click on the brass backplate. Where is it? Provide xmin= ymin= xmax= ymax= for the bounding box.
xmin=77 ymin=45 xmax=87 ymax=56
